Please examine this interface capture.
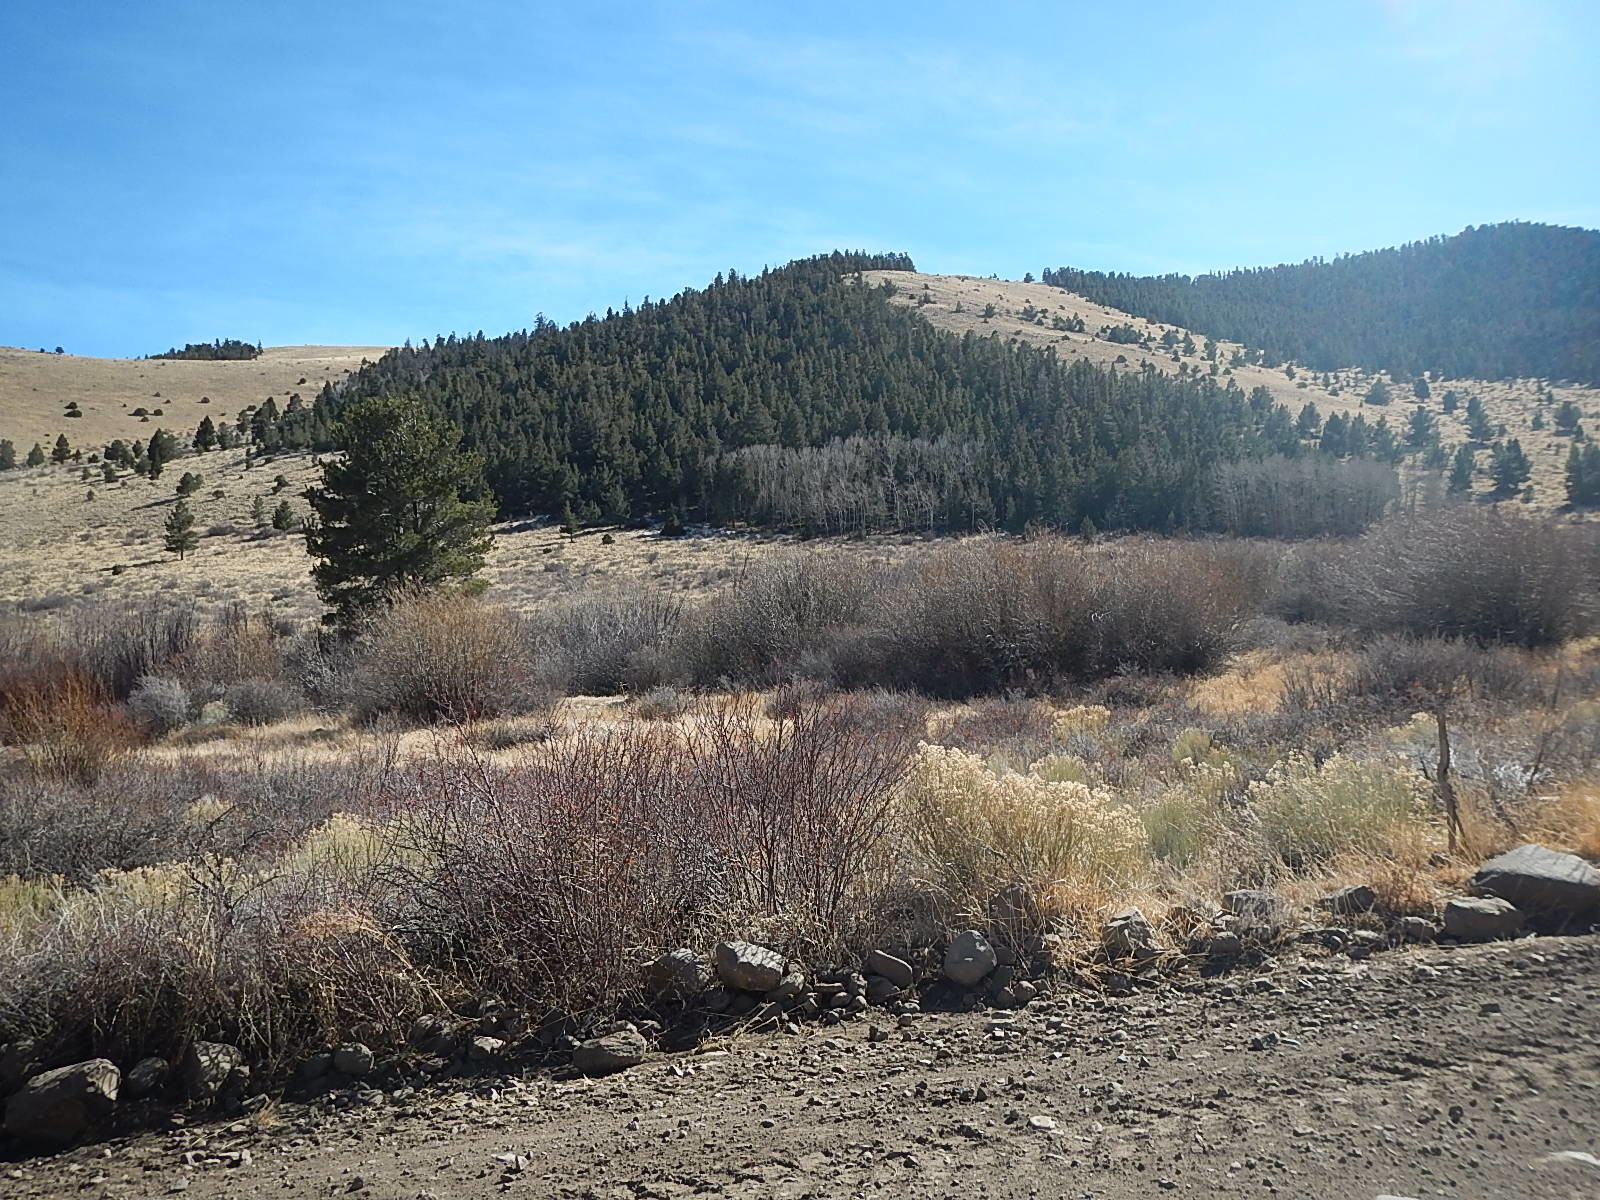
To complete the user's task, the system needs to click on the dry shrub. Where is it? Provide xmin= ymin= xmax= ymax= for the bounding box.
xmin=529 ymin=590 xmax=682 ymax=694
xmin=174 ymin=603 xmax=290 ymax=688
xmin=0 ymin=668 xmax=138 ymax=783
xmin=67 ymin=602 xmax=199 ymax=699
xmin=1534 ymin=781 xmax=1600 ymax=861
xmin=377 ymin=692 xmax=921 ymax=1014
xmin=633 ymin=685 xmax=694 ymax=721
xmin=1246 ymin=753 xmax=1432 ymax=869
xmin=1334 ymin=506 xmax=1598 ymax=647
xmin=352 ymin=594 xmax=545 ymax=724
xmin=901 ymin=744 xmax=1148 ymax=928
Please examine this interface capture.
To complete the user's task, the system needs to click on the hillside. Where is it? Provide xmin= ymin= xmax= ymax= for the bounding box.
xmin=0 ymin=344 xmax=388 ymax=452
xmin=865 ymin=269 xmax=1600 ymax=508
xmin=1041 ymin=221 xmax=1600 ymax=384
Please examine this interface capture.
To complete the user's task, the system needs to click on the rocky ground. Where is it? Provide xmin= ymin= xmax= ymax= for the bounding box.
xmin=5 ymin=933 xmax=1598 ymax=1200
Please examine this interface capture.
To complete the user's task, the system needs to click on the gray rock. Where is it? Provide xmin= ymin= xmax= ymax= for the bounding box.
xmin=0 ymin=1038 xmax=41 ymax=1093
xmin=1443 ymin=895 xmax=1525 ymax=941
xmin=1101 ymin=906 xmax=1159 ymax=961
xmin=1223 ymin=889 xmax=1289 ymax=938
xmin=467 ymin=1036 xmax=506 ymax=1062
xmin=864 ymin=949 xmax=915 ymax=989
xmin=1208 ymin=930 xmax=1244 ymax=958
xmin=865 ymin=974 xmax=901 ymax=1004
xmin=3 ymin=1059 xmax=119 ymax=1146
xmin=713 ymin=940 xmax=786 ymax=993
xmin=988 ymin=882 xmax=1036 ymax=926
xmin=1471 ymin=844 xmax=1600 ymax=917
xmin=1318 ymin=884 xmax=1378 ymax=914
xmin=765 ymin=966 xmax=808 ymax=1000
xmin=299 ymin=1052 xmax=334 ymax=1081
xmin=333 ymin=1042 xmax=374 ymax=1077
xmin=644 ymin=948 xmax=712 ymax=997
xmin=122 ymin=1056 xmax=168 ymax=1099
xmin=572 ymin=1029 xmax=647 ymax=1076
xmin=943 ymin=929 xmax=998 ymax=988
xmin=1398 ymin=916 xmax=1439 ymax=943
xmin=182 ymin=1041 xmax=243 ymax=1103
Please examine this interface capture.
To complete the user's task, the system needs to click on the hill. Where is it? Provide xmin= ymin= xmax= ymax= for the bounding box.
xmin=0 ymin=344 xmax=388 ymax=452
xmin=1040 ymin=221 xmax=1600 ymax=384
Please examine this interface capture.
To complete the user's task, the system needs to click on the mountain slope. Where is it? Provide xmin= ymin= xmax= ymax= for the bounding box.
xmin=1041 ymin=222 xmax=1600 ymax=384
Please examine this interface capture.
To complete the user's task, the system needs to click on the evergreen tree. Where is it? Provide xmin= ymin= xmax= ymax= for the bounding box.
xmin=176 ymin=471 xmax=202 ymax=497
xmin=251 ymin=496 xmax=268 ymax=526
xmin=146 ymin=429 xmax=178 ymax=480
xmin=1412 ymin=377 xmax=1431 ymax=400
xmin=1364 ymin=380 xmax=1392 ymax=407
xmin=1489 ymin=439 xmax=1531 ymax=498
xmin=25 ymin=443 xmax=45 ymax=467
xmin=1566 ymin=444 xmax=1600 ymax=507
xmin=102 ymin=461 xmax=117 ymax=483
xmin=304 ymin=394 xmax=495 ymax=628
xmin=163 ymin=500 xmax=198 ymax=559
xmin=1448 ymin=444 xmax=1475 ymax=494
xmin=0 ymin=440 xmax=14 ymax=470
xmin=1441 ymin=390 xmax=1459 ymax=413
xmin=193 ymin=415 xmax=217 ymax=451
xmin=1406 ymin=404 xmax=1437 ymax=450
xmin=51 ymin=433 xmax=71 ymax=464
xmin=270 ymin=500 xmax=297 ymax=531
xmin=1555 ymin=399 xmax=1582 ymax=436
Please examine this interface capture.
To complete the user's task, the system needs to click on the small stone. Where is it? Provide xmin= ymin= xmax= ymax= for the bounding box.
xmin=1397 ymin=916 xmax=1440 ymax=943
xmin=1318 ymin=884 xmax=1378 ymax=914
xmin=299 ymin=1052 xmax=334 ymax=1081
xmin=644 ymin=948 xmax=713 ymax=997
xmin=867 ymin=1024 xmax=890 ymax=1043
xmin=1208 ymin=930 xmax=1244 ymax=958
xmin=123 ymin=1056 xmax=169 ymax=1099
xmin=182 ymin=1042 xmax=243 ymax=1104
xmin=332 ymin=1042 xmax=374 ymax=1077
xmin=944 ymin=929 xmax=998 ymax=988
xmin=865 ymin=974 xmax=901 ymax=1004
xmin=572 ymin=1029 xmax=647 ymax=1076
xmin=1443 ymin=895 xmax=1524 ymax=941
xmin=1027 ymin=1114 xmax=1057 ymax=1131
xmin=1102 ymin=906 xmax=1160 ymax=961
xmin=467 ymin=1036 xmax=506 ymax=1062
xmin=864 ymin=950 xmax=915 ymax=989
xmin=713 ymin=940 xmax=786 ymax=993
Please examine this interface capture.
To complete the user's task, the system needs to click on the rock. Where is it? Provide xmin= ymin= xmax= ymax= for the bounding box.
xmin=571 ymin=1029 xmax=647 ymax=1076
xmin=1207 ymin=930 xmax=1244 ymax=958
xmin=1223 ymin=889 xmax=1289 ymax=938
xmin=702 ymin=986 xmax=734 ymax=1013
xmin=0 ymin=1039 xmax=41 ymax=1092
xmin=864 ymin=949 xmax=915 ymax=989
xmin=332 ymin=1042 xmax=374 ymax=1077
xmin=408 ymin=1014 xmax=445 ymax=1045
xmin=1397 ymin=916 xmax=1440 ymax=943
xmin=765 ymin=966 xmax=808 ymax=1001
xmin=997 ymin=979 xmax=1039 ymax=1008
xmin=3 ymin=1060 xmax=119 ymax=1146
xmin=1028 ymin=1114 xmax=1057 ymax=1131
xmin=988 ymin=882 xmax=1037 ymax=926
xmin=713 ymin=940 xmax=786 ymax=993
xmin=1318 ymin=884 xmax=1378 ymax=915
xmin=644 ymin=948 xmax=712 ymax=996
xmin=943 ymin=929 xmax=998 ymax=988
xmin=123 ymin=1056 xmax=169 ymax=1099
xmin=1443 ymin=895 xmax=1524 ymax=941
xmin=467 ymin=1036 xmax=506 ymax=1062
xmin=1470 ymin=844 xmax=1600 ymax=917
xmin=182 ymin=1041 xmax=243 ymax=1103
xmin=865 ymin=974 xmax=901 ymax=1004
xmin=1101 ymin=906 xmax=1159 ymax=962
xmin=299 ymin=1052 xmax=334 ymax=1082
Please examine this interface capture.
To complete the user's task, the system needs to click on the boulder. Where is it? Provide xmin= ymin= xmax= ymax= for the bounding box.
xmin=1101 ymin=906 xmax=1159 ymax=962
xmin=1443 ymin=895 xmax=1524 ymax=942
xmin=122 ymin=1056 xmax=169 ymax=1100
xmin=765 ymin=965 xmax=808 ymax=1001
xmin=182 ymin=1041 xmax=243 ymax=1103
xmin=1318 ymin=884 xmax=1378 ymax=915
xmin=332 ymin=1042 xmax=374 ymax=1077
xmin=864 ymin=950 xmax=915 ymax=990
xmin=3 ymin=1060 xmax=119 ymax=1146
xmin=644 ymin=949 xmax=712 ymax=997
xmin=0 ymin=1039 xmax=41 ymax=1093
xmin=1471 ymin=844 xmax=1600 ymax=918
xmin=1398 ymin=916 xmax=1440 ymax=943
xmin=943 ymin=929 xmax=998 ymax=988
xmin=1222 ymin=889 xmax=1289 ymax=939
xmin=572 ymin=1028 xmax=647 ymax=1076
xmin=713 ymin=941 xmax=786 ymax=993
xmin=865 ymin=975 xmax=901 ymax=1004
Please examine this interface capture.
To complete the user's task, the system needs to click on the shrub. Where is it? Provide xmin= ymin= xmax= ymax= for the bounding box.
xmin=223 ymin=678 xmax=300 ymax=726
xmin=68 ymin=602 xmax=198 ymax=699
xmin=0 ymin=669 xmax=138 ymax=784
xmin=127 ymin=676 xmax=192 ymax=734
xmin=1246 ymin=753 xmax=1429 ymax=868
xmin=633 ymin=685 xmax=693 ymax=721
xmin=351 ymin=594 xmax=544 ymax=724
xmin=528 ymin=590 xmax=681 ymax=694
xmin=901 ymin=743 xmax=1147 ymax=925
xmin=1332 ymin=506 xmax=1597 ymax=647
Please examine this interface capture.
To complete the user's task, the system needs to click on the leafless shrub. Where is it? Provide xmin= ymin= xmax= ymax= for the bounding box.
xmin=127 ymin=676 xmax=192 ymax=734
xmin=0 ymin=668 xmax=138 ymax=783
xmin=222 ymin=678 xmax=300 ymax=726
xmin=351 ymin=594 xmax=547 ymax=724
xmin=528 ymin=590 xmax=682 ymax=694
xmin=67 ymin=602 xmax=199 ymax=699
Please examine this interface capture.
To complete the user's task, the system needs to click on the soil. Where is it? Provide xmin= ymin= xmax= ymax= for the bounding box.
xmin=7 ymin=935 xmax=1598 ymax=1200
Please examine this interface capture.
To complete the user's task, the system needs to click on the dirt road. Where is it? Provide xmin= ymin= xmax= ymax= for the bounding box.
xmin=7 ymin=936 xmax=1599 ymax=1200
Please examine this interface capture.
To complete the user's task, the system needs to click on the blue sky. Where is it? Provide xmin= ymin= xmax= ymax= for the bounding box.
xmin=2 ymin=0 xmax=1596 ymax=357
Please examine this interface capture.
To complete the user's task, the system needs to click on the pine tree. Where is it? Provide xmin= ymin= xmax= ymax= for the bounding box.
xmin=1555 ymin=400 xmax=1582 ymax=436
xmin=176 ymin=471 xmax=202 ymax=497
xmin=1364 ymin=381 xmax=1392 ymax=406
xmin=193 ymin=415 xmax=217 ymax=451
xmin=1412 ymin=378 xmax=1431 ymax=400
xmin=270 ymin=500 xmax=297 ymax=530
xmin=1567 ymin=444 xmax=1600 ymax=507
xmin=1489 ymin=439 xmax=1531 ymax=498
xmin=304 ymin=394 xmax=495 ymax=628
xmin=25 ymin=443 xmax=45 ymax=467
xmin=102 ymin=461 xmax=117 ymax=483
xmin=163 ymin=500 xmax=198 ymax=559
xmin=0 ymin=440 xmax=14 ymax=470
xmin=1406 ymin=405 xmax=1436 ymax=450
xmin=51 ymin=433 xmax=71 ymax=464
xmin=1448 ymin=444 xmax=1475 ymax=494
xmin=251 ymin=495 xmax=268 ymax=526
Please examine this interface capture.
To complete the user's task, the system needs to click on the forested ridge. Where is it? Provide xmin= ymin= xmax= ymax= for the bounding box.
xmin=282 ymin=251 xmax=1393 ymax=534
xmin=1042 ymin=222 xmax=1600 ymax=385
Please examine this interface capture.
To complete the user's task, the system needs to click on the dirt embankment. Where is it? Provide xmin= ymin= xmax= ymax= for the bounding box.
xmin=7 ymin=935 xmax=1598 ymax=1200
